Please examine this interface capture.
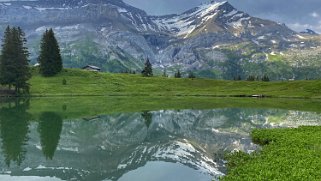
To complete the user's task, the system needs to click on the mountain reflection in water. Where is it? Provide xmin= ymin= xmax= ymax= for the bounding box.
xmin=0 ymin=99 xmax=320 ymax=181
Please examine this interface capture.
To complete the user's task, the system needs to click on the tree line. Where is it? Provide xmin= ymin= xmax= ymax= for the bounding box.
xmin=0 ymin=26 xmax=62 ymax=95
xmin=141 ymin=58 xmax=272 ymax=81
xmin=0 ymin=99 xmax=63 ymax=166
xmin=141 ymin=58 xmax=196 ymax=79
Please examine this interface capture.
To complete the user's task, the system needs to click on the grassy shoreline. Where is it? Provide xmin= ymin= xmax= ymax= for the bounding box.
xmin=1 ymin=96 xmax=321 ymax=120
xmin=13 ymin=68 xmax=319 ymax=98
xmin=223 ymin=126 xmax=321 ymax=180
xmin=1 ymin=68 xmax=321 ymax=98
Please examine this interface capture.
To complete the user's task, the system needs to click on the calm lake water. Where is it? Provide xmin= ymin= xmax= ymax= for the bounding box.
xmin=0 ymin=98 xmax=320 ymax=181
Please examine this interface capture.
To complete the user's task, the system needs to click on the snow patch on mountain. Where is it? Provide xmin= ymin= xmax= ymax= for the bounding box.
xmin=153 ymin=140 xmax=224 ymax=176
xmin=227 ymin=17 xmax=250 ymax=29
xmin=35 ymin=7 xmax=71 ymax=11
xmin=117 ymin=7 xmax=127 ymax=13
xmin=223 ymin=9 xmax=238 ymax=17
xmin=23 ymin=5 xmax=32 ymax=9
xmin=153 ymin=1 xmax=227 ymax=37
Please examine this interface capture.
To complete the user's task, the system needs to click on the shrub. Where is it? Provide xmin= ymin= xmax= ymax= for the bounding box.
xmin=62 ymin=78 xmax=67 ymax=85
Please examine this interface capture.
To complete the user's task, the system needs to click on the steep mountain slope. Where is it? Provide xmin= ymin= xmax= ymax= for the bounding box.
xmin=154 ymin=1 xmax=294 ymax=39
xmin=0 ymin=0 xmax=320 ymax=79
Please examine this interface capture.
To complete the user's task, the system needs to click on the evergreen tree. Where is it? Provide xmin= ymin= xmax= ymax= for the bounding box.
xmin=262 ymin=75 xmax=270 ymax=82
xmin=0 ymin=26 xmax=15 ymax=88
xmin=162 ymin=68 xmax=168 ymax=77
xmin=142 ymin=58 xmax=153 ymax=77
xmin=247 ymin=75 xmax=255 ymax=81
xmin=188 ymin=71 xmax=196 ymax=79
xmin=38 ymin=28 xmax=62 ymax=76
xmin=0 ymin=26 xmax=31 ymax=94
xmin=13 ymin=27 xmax=31 ymax=93
xmin=174 ymin=69 xmax=181 ymax=78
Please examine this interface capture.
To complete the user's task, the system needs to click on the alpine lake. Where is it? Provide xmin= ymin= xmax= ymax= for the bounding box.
xmin=0 ymin=96 xmax=320 ymax=181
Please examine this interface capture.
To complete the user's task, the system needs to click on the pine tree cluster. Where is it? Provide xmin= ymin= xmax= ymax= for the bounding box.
xmin=0 ymin=26 xmax=63 ymax=94
xmin=174 ymin=69 xmax=181 ymax=78
xmin=247 ymin=75 xmax=270 ymax=82
xmin=0 ymin=26 xmax=31 ymax=94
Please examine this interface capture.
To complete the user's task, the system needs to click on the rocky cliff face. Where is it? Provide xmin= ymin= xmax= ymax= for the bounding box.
xmin=0 ymin=0 xmax=319 ymax=79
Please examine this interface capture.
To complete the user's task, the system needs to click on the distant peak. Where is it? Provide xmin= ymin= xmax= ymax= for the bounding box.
xmin=198 ymin=1 xmax=235 ymax=12
xmin=300 ymin=29 xmax=318 ymax=35
xmin=219 ymin=1 xmax=236 ymax=10
xmin=206 ymin=1 xmax=231 ymax=7
xmin=207 ymin=0 xmax=228 ymax=4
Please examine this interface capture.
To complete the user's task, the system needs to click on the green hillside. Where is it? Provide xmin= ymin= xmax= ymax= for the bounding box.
xmin=27 ymin=68 xmax=321 ymax=98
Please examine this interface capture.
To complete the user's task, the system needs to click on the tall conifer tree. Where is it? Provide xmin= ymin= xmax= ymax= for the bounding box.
xmin=0 ymin=26 xmax=30 ymax=93
xmin=13 ymin=27 xmax=31 ymax=93
xmin=142 ymin=58 xmax=153 ymax=77
xmin=174 ymin=69 xmax=181 ymax=78
xmin=0 ymin=26 xmax=15 ymax=88
xmin=38 ymin=28 xmax=62 ymax=76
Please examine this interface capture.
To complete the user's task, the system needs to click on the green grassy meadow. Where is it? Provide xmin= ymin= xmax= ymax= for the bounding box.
xmin=223 ymin=126 xmax=321 ymax=181
xmin=27 ymin=68 xmax=321 ymax=98
xmin=1 ymin=68 xmax=321 ymax=180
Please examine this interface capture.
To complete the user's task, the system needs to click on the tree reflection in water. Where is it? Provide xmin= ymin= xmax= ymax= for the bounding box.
xmin=0 ymin=99 xmax=31 ymax=167
xmin=38 ymin=112 xmax=63 ymax=160
xmin=142 ymin=111 xmax=153 ymax=128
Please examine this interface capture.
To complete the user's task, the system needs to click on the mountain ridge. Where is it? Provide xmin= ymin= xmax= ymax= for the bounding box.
xmin=0 ymin=0 xmax=320 ymax=79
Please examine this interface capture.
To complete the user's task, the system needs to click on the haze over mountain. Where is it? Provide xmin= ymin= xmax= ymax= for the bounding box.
xmin=0 ymin=0 xmax=320 ymax=79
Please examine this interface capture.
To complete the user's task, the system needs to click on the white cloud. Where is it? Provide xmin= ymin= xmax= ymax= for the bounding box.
xmin=288 ymin=22 xmax=321 ymax=33
xmin=310 ymin=12 xmax=319 ymax=18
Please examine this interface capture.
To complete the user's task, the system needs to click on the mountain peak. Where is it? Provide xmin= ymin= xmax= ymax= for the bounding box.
xmin=217 ymin=1 xmax=236 ymax=10
xmin=208 ymin=1 xmax=230 ymax=7
xmin=300 ymin=29 xmax=318 ymax=35
xmin=203 ymin=1 xmax=234 ymax=10
xmin=198 ymin=1 xmax=231 ymax=12
xmin=154 ymin=1 xmax=246 ymax=37
xmin=194 ymin=1 xmax=240 ymax=21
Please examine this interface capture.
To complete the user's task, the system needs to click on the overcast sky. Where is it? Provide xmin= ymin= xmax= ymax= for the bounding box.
xmin=123 ymin=0 xmax=321 ymax=33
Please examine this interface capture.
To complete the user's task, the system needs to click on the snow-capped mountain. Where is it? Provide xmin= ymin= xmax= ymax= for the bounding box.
xmin=153 ymin=1 xmax=294 ymax=39
xmin=0 ymin=0 xmax=320 ymax=79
